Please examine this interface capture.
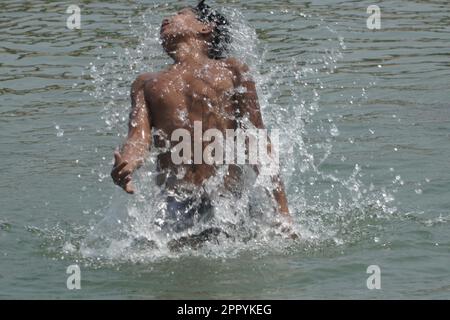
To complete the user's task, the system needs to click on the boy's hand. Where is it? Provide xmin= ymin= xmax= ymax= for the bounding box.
xmin=111 ymin=150 xmax=135 ymax=194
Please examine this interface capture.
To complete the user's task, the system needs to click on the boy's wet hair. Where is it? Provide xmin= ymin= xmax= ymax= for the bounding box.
xmin=192 ymin=0 xmax=231 ymax=59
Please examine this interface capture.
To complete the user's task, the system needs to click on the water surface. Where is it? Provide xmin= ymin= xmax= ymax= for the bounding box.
xmin=1 ymin=0 xmax=449 ymax=299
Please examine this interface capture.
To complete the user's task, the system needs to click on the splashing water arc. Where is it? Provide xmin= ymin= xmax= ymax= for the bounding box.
xmin=83 ymin=5 xmax=396 ymax=263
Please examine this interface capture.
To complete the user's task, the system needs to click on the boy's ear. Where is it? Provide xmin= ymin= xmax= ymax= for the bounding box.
xmin=199 ymin=22 xmax=215 ymax=35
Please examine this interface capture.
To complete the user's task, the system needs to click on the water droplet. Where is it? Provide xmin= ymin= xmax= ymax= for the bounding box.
xmin=330 ymin=124 xmax=339 ymax=137
xmin=55 ymin=125 xmax=64 ymax=137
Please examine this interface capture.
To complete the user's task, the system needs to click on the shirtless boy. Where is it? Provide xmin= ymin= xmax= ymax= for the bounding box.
xmin=111 ymin=1 xmax=290 ymax=232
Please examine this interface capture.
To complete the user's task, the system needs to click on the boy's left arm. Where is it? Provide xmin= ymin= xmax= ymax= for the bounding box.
xmin=231 ymin=60 xmax=290 ymax=217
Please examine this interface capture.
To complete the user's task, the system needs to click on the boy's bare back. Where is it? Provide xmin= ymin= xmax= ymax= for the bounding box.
xmin=138 ymin=58 xmax=250 ymax=189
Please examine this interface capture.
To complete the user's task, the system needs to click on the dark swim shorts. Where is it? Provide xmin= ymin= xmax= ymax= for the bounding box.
xmin=162 ymin=194 xmax=214 ymax=232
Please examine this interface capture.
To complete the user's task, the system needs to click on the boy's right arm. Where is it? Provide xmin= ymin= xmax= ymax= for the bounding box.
xmin=111 ymin=74 xmax=153 ymax=194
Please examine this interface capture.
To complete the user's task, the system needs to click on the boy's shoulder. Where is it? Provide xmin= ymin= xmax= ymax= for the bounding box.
xmin=224 ymin=57 xmax=249 ymax=72
xmin=133 ymin=72 xmax=159 ymax=85
xmin=224 ymin=57 xmax=250 ymax=75
xmin=223 ymin=58 xmax=254 ymax=85
xmin=131 ymin=72 xmax=164 ymax=94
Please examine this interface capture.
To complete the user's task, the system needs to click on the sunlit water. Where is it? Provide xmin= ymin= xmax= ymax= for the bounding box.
xmin=1 ymin=0 xmax=449 ymax=299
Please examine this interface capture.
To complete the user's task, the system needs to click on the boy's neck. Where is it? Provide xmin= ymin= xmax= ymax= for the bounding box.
xmin=171 ymin=38 xmax=210 ymax=64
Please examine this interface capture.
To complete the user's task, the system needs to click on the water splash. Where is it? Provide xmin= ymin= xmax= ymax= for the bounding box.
xmin=71 ymin=5 xmax=398 ymax=264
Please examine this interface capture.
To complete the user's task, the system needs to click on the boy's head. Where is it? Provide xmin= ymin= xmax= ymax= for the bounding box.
xmin=160 ymin=1 xmax=231 ymax=59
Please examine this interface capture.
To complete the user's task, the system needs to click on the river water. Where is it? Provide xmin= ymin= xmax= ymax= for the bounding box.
xmin=1 ymin=0 xmax=449 ymax=299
